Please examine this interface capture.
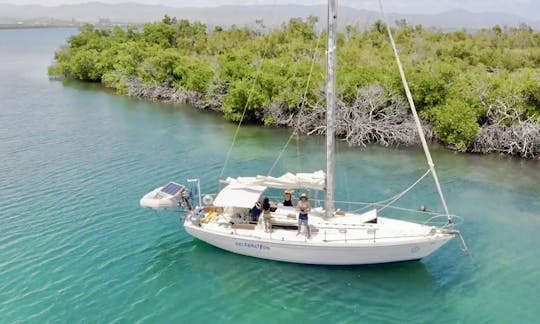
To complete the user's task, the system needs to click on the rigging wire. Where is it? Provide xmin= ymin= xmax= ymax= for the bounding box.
xmin=378 ymin=0 xmax=469 ymax=255
xmin=377 ymin=169 xmax=432 ymax=212
xmin=219 ymin=21 xmax=273 ymax=179
xmin=266 ymin=32 xmax=323 ymax=176
xmin=296 ymin=132 xmax=302 ymax=173
xmin=377 ymin=0 xmax=452 ymax=223
xmin=271 ymin=18 xmax=317 ymax=175
xmin=220 ymin=7 xmax=307 ymax=179
xmin=262 ymin=193 xmax=458 ymax=219
xmin=347 ymin=169 xmax=432 ymax=213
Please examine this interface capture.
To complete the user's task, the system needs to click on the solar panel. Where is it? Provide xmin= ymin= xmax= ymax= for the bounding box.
xmin=161 ymin=182 xmax=183 ymax=196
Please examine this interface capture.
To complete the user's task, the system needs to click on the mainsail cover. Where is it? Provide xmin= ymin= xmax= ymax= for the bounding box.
xmin=224 ymin=170 xmax=325 ymax=190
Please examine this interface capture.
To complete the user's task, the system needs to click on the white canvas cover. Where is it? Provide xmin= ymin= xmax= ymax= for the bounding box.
xmin=224 ymin=170 xmax=325 ymax=191
xmin=213 ymin=184 xmax=266 ymax=208
xmin=330 ymin=209 xmax=377 ymax=224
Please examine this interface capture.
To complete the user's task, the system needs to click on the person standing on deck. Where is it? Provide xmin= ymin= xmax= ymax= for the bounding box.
xmin=283 ymin=189 xmax=294 ymax=207
xmin=296 ymin=193 xmax=311 ymax=239
xmin=262 ymin=197 xmax=272 ymax=233
xmin=250 ymin=201 xmax=262 ymax=222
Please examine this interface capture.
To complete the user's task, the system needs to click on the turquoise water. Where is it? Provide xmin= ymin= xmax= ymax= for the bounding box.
xmin=1 ymin=28 xmax=540 ymax=323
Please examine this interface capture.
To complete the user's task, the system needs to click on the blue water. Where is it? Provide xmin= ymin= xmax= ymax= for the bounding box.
xmin=1 ymin=28 xmax=540 ymax=323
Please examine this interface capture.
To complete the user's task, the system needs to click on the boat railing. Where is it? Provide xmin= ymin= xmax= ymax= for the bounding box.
xmin=265 ymin=195 xmax=454 ymax=223
xmin=234 ymin=227 xmax=380 ymax=243
xmin=198 ymin=193 xmax=456 ymax=229
xmin=318 ymin=227 xmax=432 ymax=243
xmin=423 ymin=214 xmax=464 ymax=227
xmin=229 ymin=225 xmax=438 ymax=244
xmin=226 ymin=217 xmax=442 ymax=243
xmin=320 ymin=227 xmax=378 ymax=243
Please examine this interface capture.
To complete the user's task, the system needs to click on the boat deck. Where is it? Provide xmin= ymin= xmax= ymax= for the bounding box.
xmin=191 ymin=209 xmax=446 ymax=246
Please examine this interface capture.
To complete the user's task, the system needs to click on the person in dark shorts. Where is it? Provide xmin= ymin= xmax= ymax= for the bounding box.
xmin=296 ymin=193 xmax=311 ymax=239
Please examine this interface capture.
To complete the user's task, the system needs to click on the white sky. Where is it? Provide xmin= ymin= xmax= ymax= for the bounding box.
xmin=3 ymin=0 xmax=539 ymax=20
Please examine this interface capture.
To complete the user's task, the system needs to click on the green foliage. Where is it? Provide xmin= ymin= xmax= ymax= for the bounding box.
xmin=428 ymin=100 xmax=480 ymax=151
xmin=223 ymin=79 xmax=265 ymax=121
xmin=49 ymin=17 xmax=540 ymax=150
xmin=173 ymin=57 xmax=214 ymax=92
xmin=263 ymin=115 xmax=277 ymax=126
xmin=519 ymin=72 xmax=540 ymax=118
xmin=406 ymin=62 xmax=458 ymax=110
xmin=257 ymin=57 xmax=323 ymax=109
xmin=218 ymin=49 xmax=255 ymax=84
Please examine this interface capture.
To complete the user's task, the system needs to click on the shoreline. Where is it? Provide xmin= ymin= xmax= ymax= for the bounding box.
xmin=0 ymin=24 xmax=111 ymax=30
xmin=47 ymin=20 xmax=540 ymax=160
xmin=117 ymin=79 xmax=539 ymax=160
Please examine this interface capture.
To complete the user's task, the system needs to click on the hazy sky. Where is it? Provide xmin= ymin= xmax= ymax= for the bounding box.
xmin=3 ymin=0 xmax=539 ymax=20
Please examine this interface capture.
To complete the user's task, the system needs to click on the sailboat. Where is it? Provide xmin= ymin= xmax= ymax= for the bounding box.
xmin=140 ymin=0 xmax=463 ymax=265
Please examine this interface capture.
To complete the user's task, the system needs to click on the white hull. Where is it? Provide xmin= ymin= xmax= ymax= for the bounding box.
xmin=184 ymin=219 xmax=455 ymax=265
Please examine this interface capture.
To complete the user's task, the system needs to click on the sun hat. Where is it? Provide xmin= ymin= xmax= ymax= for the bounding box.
xmin=300 ymin=193 xmax=308 ymax=198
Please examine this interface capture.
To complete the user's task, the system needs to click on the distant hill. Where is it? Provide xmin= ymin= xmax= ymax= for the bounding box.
xmin=0 ymin=2 xmax=539 ymax=30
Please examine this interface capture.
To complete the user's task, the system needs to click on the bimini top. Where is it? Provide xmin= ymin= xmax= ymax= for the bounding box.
xmin=213 ymin=171 xmax=325 ymax=208
xmin=213 ymin=185 xmax=266 ymax=208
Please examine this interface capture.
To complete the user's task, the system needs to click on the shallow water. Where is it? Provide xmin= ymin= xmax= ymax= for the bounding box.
xmin=1 ymin=28 xmax=539 ymax=323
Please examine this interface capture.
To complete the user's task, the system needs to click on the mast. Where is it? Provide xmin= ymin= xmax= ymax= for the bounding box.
xmin=325 ymin=0 xmax=337 ymax=218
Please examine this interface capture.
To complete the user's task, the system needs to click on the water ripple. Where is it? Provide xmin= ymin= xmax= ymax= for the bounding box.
xmin=1 ymin=28 xmax=540 ymax=323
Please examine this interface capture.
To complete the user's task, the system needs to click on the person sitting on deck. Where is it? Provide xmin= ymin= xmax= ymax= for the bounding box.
xmin=250 ymin=201 xmax=262 ymax=222
xmin=296 ymin=193 xmax=311 ymax=239
xmin=262 ymin=197 xmax=272 ymax=233
xmin=283 ymin=189 xmax=294 ymax=207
